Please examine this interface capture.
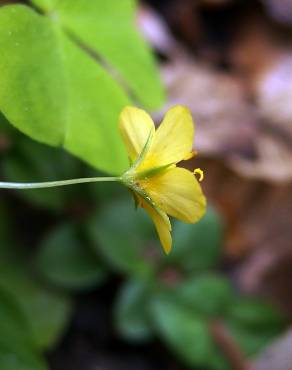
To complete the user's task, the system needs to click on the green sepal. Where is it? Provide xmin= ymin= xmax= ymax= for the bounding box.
xmin=120 ymin=127 xmax=170 ymax=225
xmin=129 ymin=182 xmax=169 ymax=227
xmin=134 ymin=163 xmax=174 ymax=180
xmin=127 ymin=128 xmax=154 ymax=174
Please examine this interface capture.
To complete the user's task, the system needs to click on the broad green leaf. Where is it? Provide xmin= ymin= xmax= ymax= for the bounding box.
xmin=0 ymin=5 xmax=67 ymax=145
xmin=114 ymin=279 xmax=154 ymax=341
xmin=0 ymin=5 xmax=128 ymax=174
xmin=0 ymin=247 xmax=73 ymax=350
xmin=151 ymin=298 xmax=213 ymax=366
xmin=170 ymin=207 xmax=223 ymax=271
xmin=31 ymin=0 xmax=165 ymax=109
xmin=0 ymin=3 xmax=164 ymax=174
xmin=36 ymin=223 xmax=106 ymax=290
xmin=88 ymin=198 xmax=160 ymax=277
xmin=0 ymin=344 xmax=47 ymax=370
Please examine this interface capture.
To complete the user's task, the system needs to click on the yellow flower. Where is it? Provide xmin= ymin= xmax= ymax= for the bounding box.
xmin=119 ymin=105 xmax=206 ymax=254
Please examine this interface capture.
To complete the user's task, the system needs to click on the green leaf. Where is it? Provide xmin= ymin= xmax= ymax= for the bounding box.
xmin=0 ymin=3 xmax=164 ymax=174
xmin=31 ymin=0 xmax=165 ymax=110
xmin=114 ymin=279 xmax=154 ymax=341
xmin=228 ymin=298 xmax=286 ymax=332
xmin=174 ymin=274 xmax=234 ymax=316
xmin=36 ymin=223 xmax=106 ymax=290
xmin=170 ymin=207 xmax=223 ymax=271
xmin=0 ymin=4 xmax=127 ymax=174
xmin=88 ymin=197 xmax=160 ymax=277
xmin=0 ymin=247 xmax=73 ymax=350
xmin=225 ymin=298 xmax=286 ymax=357
xmin=151 ymin=298 xmax=213 ymax=367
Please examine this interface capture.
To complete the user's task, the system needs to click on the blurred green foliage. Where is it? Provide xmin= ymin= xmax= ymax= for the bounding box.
xmin=0 ymin=208 xmax=70 ymax=370
xmin=0 ymin=1 xmax=287 ymax=370
xmin=90 ymin=199 xmax=286 ymax=370
xmin=36 ymin=223 xmax=106 ymax=290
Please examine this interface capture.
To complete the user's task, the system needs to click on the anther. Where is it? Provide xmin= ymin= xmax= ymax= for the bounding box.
xmin=193 ymin=168 xmax=204 ymax=182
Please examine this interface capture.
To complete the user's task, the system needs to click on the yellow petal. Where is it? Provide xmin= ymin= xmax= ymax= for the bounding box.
xmin=139 ymin=196 xmax=172 ymax=254
xmin=119 ymin=106 xmax=155 ymax=162
xmin=141 ymin=167 xmax=206 ymax=223
xmin=146 ymin=106 xmax=194 ymax=167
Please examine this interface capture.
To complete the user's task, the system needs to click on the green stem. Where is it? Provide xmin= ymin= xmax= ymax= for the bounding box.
xmin=0 ymin=177 xmax=121 ymax=190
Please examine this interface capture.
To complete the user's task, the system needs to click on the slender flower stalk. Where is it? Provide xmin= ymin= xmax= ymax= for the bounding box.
xmin=0 ymin=177 xmax=120 ymax=189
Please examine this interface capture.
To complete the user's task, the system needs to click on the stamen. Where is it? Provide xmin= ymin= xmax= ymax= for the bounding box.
xmin=193 ymin=168 xmax=204 ymax=182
